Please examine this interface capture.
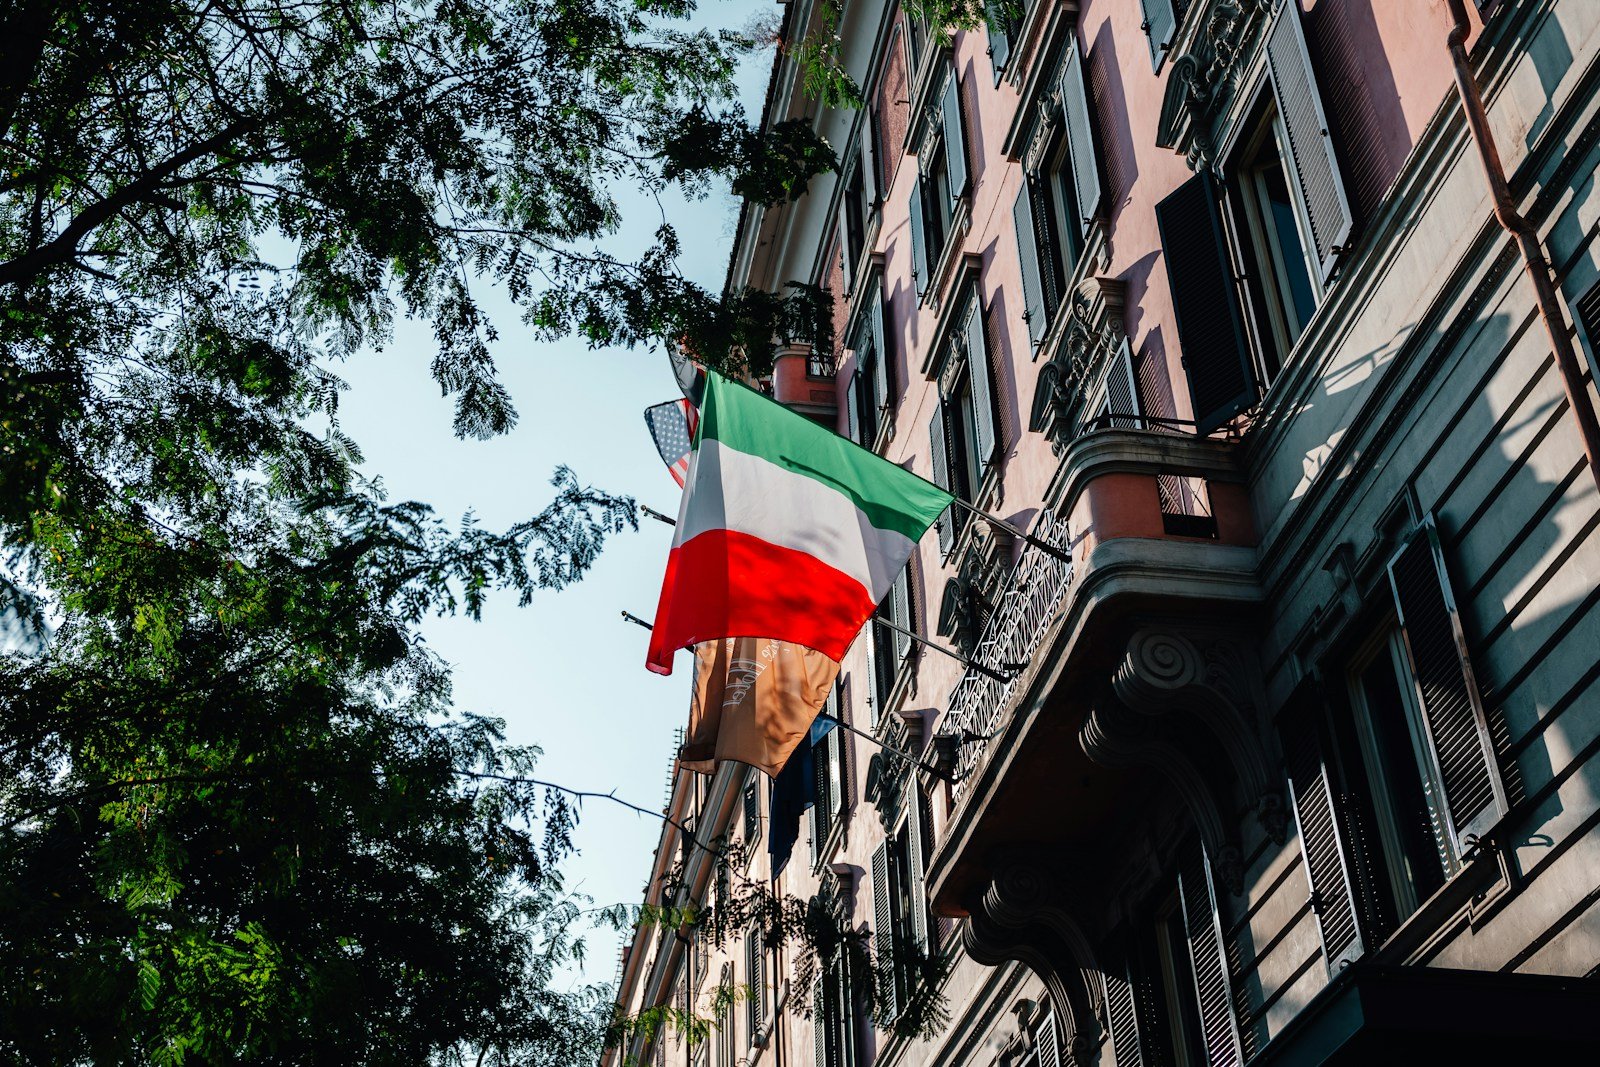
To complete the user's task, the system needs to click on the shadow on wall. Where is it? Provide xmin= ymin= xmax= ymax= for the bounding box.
xmin=1524 ymin=10 xmax=1576 ymax=151
xmin=1088 ymin=14 xmax=1138 ymax=219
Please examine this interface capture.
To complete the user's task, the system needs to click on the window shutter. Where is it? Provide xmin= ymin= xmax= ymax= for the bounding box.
xmin=870 ymin=290 xmax=892 ymax=428
xmin=966 ymin=298 xmax=998 ymax=471
xmin=905 ymin=798 xmax=930 ymax=955
xmin=1140 ymin=0 xmax=1177 ymax=68
xmin=1155 ymin=172 xmax=1256 ymax=435
xmin=1059 ymin=39 xmax=1102 ymax=237
xmin=1264 ymin=0 xmax=1352 ymax=282
xmin=1283 ymin=696 xmax=1364 ymax=970
xmin=813 ymin=721 xmax=834 ymax=853
xmin=860 ymin=114 xmax=880 ymax=210
xmin=910 ymin=179 xmax=929 ymax=299
xmin=838 ymin=207 xmax=855 ymax=294
xmin=987 ymin=8 xmax=1011 ymax=78
xmin=1178 ymin=843 xmax=1242 ymax=1067
xmin=1105 ymin=335 xmax=1141 ymax=428
xmin=1102 ymin=949 xmax=1145 ymax=1067
xmin=1387 ymin=517 xmax=1506 ymax=851
xmin=814 ymin=975 xmax=831 ymax=1067
xmin=1013 ymin=180 xmax=1047 ymax=344
xmin=890 ymin=566 xmax=912 ymax=666
xmin=929 ymin=399 xmax=953 ymax=554
xmin=844 ymin=372 xmax=860 ymax=444
xmin=743 ymin=783 xmax=760 ymax=845
xmin=863 ymin=622 xmax=880 ymax=729
xmin=1036 ymin=1011 xmax=1063 ymax=1067
xmin=871 ymin=841 xmax=897 ymax=1021
xmin=941 ymin=70 xmax=968 ymax=205
xmin=746 ymin=933 xmax=766 ymax=1040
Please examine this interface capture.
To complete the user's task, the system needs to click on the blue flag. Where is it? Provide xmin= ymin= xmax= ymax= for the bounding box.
xmin=768 ymin=716 xmax=836 ymax=874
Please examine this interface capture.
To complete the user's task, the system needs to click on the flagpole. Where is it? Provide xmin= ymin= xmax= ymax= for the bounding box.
xmin=950 ymin=498 xmax=1073 ymax=563
xmin=816 ymin=713 xmax=950 ymax=782
xmin=871 ymin=615 xmax=1013 ymax=684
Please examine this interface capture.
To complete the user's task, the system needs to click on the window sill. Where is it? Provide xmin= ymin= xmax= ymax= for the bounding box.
xmin=1369 ymin=846 xmax=1509 ymax=965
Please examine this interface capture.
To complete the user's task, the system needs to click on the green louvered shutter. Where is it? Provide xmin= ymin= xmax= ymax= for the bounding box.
xmin=966 ymin=298 xmax=997 ymax=471
xmin=1013 ymin=180 xmax=1047 ymax=344
xmin=1388 ymin=517 xmax=1506 ymax=852
xmin=905 ymin=796 xmax=929 ymax=956
xmin=987 ymin=6 xmax=1011 ymax=80
xmin=910 ymin=178 xmax=929 ymax=298
xmin=1059 ymin=39 xmax=1102 ymax=237
xmin=1156 ymin=172 xmax=1256 ymax=435
xmin=1140 ymin=0 xmax=1177 ymax=68
xmin=941 ymin=70 xmax=968 ymax=205
xmin=929 ymin=399 xmax=953 ymax=554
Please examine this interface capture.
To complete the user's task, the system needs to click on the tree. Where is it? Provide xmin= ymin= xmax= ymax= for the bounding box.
xmin=0 ymin=0 xmax=834 ymax=1061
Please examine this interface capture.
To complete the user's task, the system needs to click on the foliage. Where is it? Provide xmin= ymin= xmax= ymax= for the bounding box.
xmin=0 ymin=0 xmax=839 ymax=1061
xmin=604 ymin=836 xmax=950 ymax=1056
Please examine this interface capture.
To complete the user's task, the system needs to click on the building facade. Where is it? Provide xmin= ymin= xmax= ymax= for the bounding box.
xmin=609 ymin=0 xmax=1600 ymax=1063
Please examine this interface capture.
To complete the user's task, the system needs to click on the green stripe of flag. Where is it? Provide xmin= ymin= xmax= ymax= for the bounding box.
xmin=700 ymin=372 xmax=953 ymax=543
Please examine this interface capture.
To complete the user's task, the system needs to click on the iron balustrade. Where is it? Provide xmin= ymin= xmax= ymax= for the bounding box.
xmin=944 ymin=508 xmax=1074 ymax=790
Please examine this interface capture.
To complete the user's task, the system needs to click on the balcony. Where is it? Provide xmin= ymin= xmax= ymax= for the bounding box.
xmin=927 ymin=427 xmax=1265 ymax=918
xmin=768 ymin=342 xmax=837 ymax=423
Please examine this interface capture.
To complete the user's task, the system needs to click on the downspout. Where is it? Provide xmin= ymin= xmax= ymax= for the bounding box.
xmin=1445 ymin=0 xmax=1600 ymax=492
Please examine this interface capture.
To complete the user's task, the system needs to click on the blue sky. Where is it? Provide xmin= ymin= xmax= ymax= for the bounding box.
xmin=331 ymin=0 xmax=779 ymax=989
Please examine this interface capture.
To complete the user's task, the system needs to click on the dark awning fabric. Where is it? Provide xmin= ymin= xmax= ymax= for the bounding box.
xmin=1251 ymin=965 xmax=1600 ymax=1065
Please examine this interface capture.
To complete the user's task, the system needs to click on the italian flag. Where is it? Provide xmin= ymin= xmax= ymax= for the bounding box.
xmin=647 ymin=372 xmax=953 ymax=674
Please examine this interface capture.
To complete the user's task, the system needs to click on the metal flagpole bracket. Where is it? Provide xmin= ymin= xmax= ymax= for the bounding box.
xmin=950 ymin=498 xmax=1073 ymax=564
xmin=871 ymin=615 xmax=1015 ymax=684
xmin=640 ymin=504 xmax=677 ymax=526
xmin=620 ymin=610 xmax=654 ymax=631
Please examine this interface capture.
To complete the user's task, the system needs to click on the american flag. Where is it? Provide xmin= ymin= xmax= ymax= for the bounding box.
xmin=643 ymin=397 xmax=699 ymax=487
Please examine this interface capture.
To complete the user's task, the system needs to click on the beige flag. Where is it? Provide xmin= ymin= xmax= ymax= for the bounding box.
xmin=679 ymin=637 xmax=841 ymax=778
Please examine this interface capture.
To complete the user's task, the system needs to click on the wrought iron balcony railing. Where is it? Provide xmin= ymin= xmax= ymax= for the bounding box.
xmin=944 ymin=508 xmax=1074 ymax=789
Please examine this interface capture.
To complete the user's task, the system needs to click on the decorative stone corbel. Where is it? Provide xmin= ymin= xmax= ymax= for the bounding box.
xmin=962 ymin=858 xmax=1104 ymax=1065
xmin=1154 ymin=0 xmax=1275 ymax=171
xmin=1028 ymin=276 xmax=1129 ymax=455
xmin=1081 ymin=624 xmax=1287 ymax=893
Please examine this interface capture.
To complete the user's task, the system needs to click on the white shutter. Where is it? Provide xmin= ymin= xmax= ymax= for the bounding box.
xmin=1265 ymin=0 xmax=1352 ymax=282
xmin=871 ymin=841 xmax=896 ymax=1021
xmin=870 ymin=289 xmax=891 ymax=437
xmin=844 ymin=371 xmax=860 ymax=444
xmin=1105 ymin=335 xmax=1141 ymax=428
xmin=837 ymin=207 xmax=855 ymax=294
xmin=905 ymin=797 xmax=930 ymax=956
xmin=1036 ymin=1010 xmax=1063 ymax=1067
xmin=863 ymin=622 xmax=880 ymax=729
xmin=910 ymin=177 xmax=929 ymax=299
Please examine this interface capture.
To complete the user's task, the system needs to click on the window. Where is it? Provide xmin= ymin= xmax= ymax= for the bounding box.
xmin=745 ymin=929 xmax=767 ymax=1044
xmin=717 ymin=962 xmax=736 ymax=1067
xmin=810 ymin=688 xmax=847 ymax=863
xmin=1228 ymin=101 xmax=1322 ymax=382
xmin=870 ymin=786 xmax=931 ymax=1022
xmin=929 ymin=295 xmax=999 ymax=553
xmin=1158 ymin=0 xmax=1351 ymax=433
xmin=1011 ymin=1006 xmax=1065 ymax=1066
xmin=844 ymin=281 xmax=891 ymax=450
xmin=1111 ymin=841 xmax=1242 ymax=1066
xmin=908 ymin=68 xmax=969 ymax=299
xmin=813 ymin=947 xmax=863 ymax=1067
xmin=742 ymin=775 xmax=761 ymax=849
xmin=1347 ymin=630 xmax=1453 ymax=917
xmin=1014 ymin=38 xmax=1101 ymax=345
xmin=837 ymin=115 xmax=880 ymax=295
xmin=866 ymin=564 xmax=914 ymax=726
xmin=1281 ymin=516 xmax=1507 ymax=957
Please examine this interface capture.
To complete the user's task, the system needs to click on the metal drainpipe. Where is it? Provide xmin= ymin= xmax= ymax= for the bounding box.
xmin=1445 ymin=0 xmax=1600 ymax=492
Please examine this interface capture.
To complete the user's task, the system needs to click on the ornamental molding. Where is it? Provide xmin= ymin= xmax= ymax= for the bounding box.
xmin=1028 ymin=275 xmax=1127 ymax=456
xmin=1155 ymin=0 xmax=1275 ymax=171
xmin=1080 ymin=624 xmax=1288 ymax=893
xmin=962 ymin=857 xmax=1102 ymax=1066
